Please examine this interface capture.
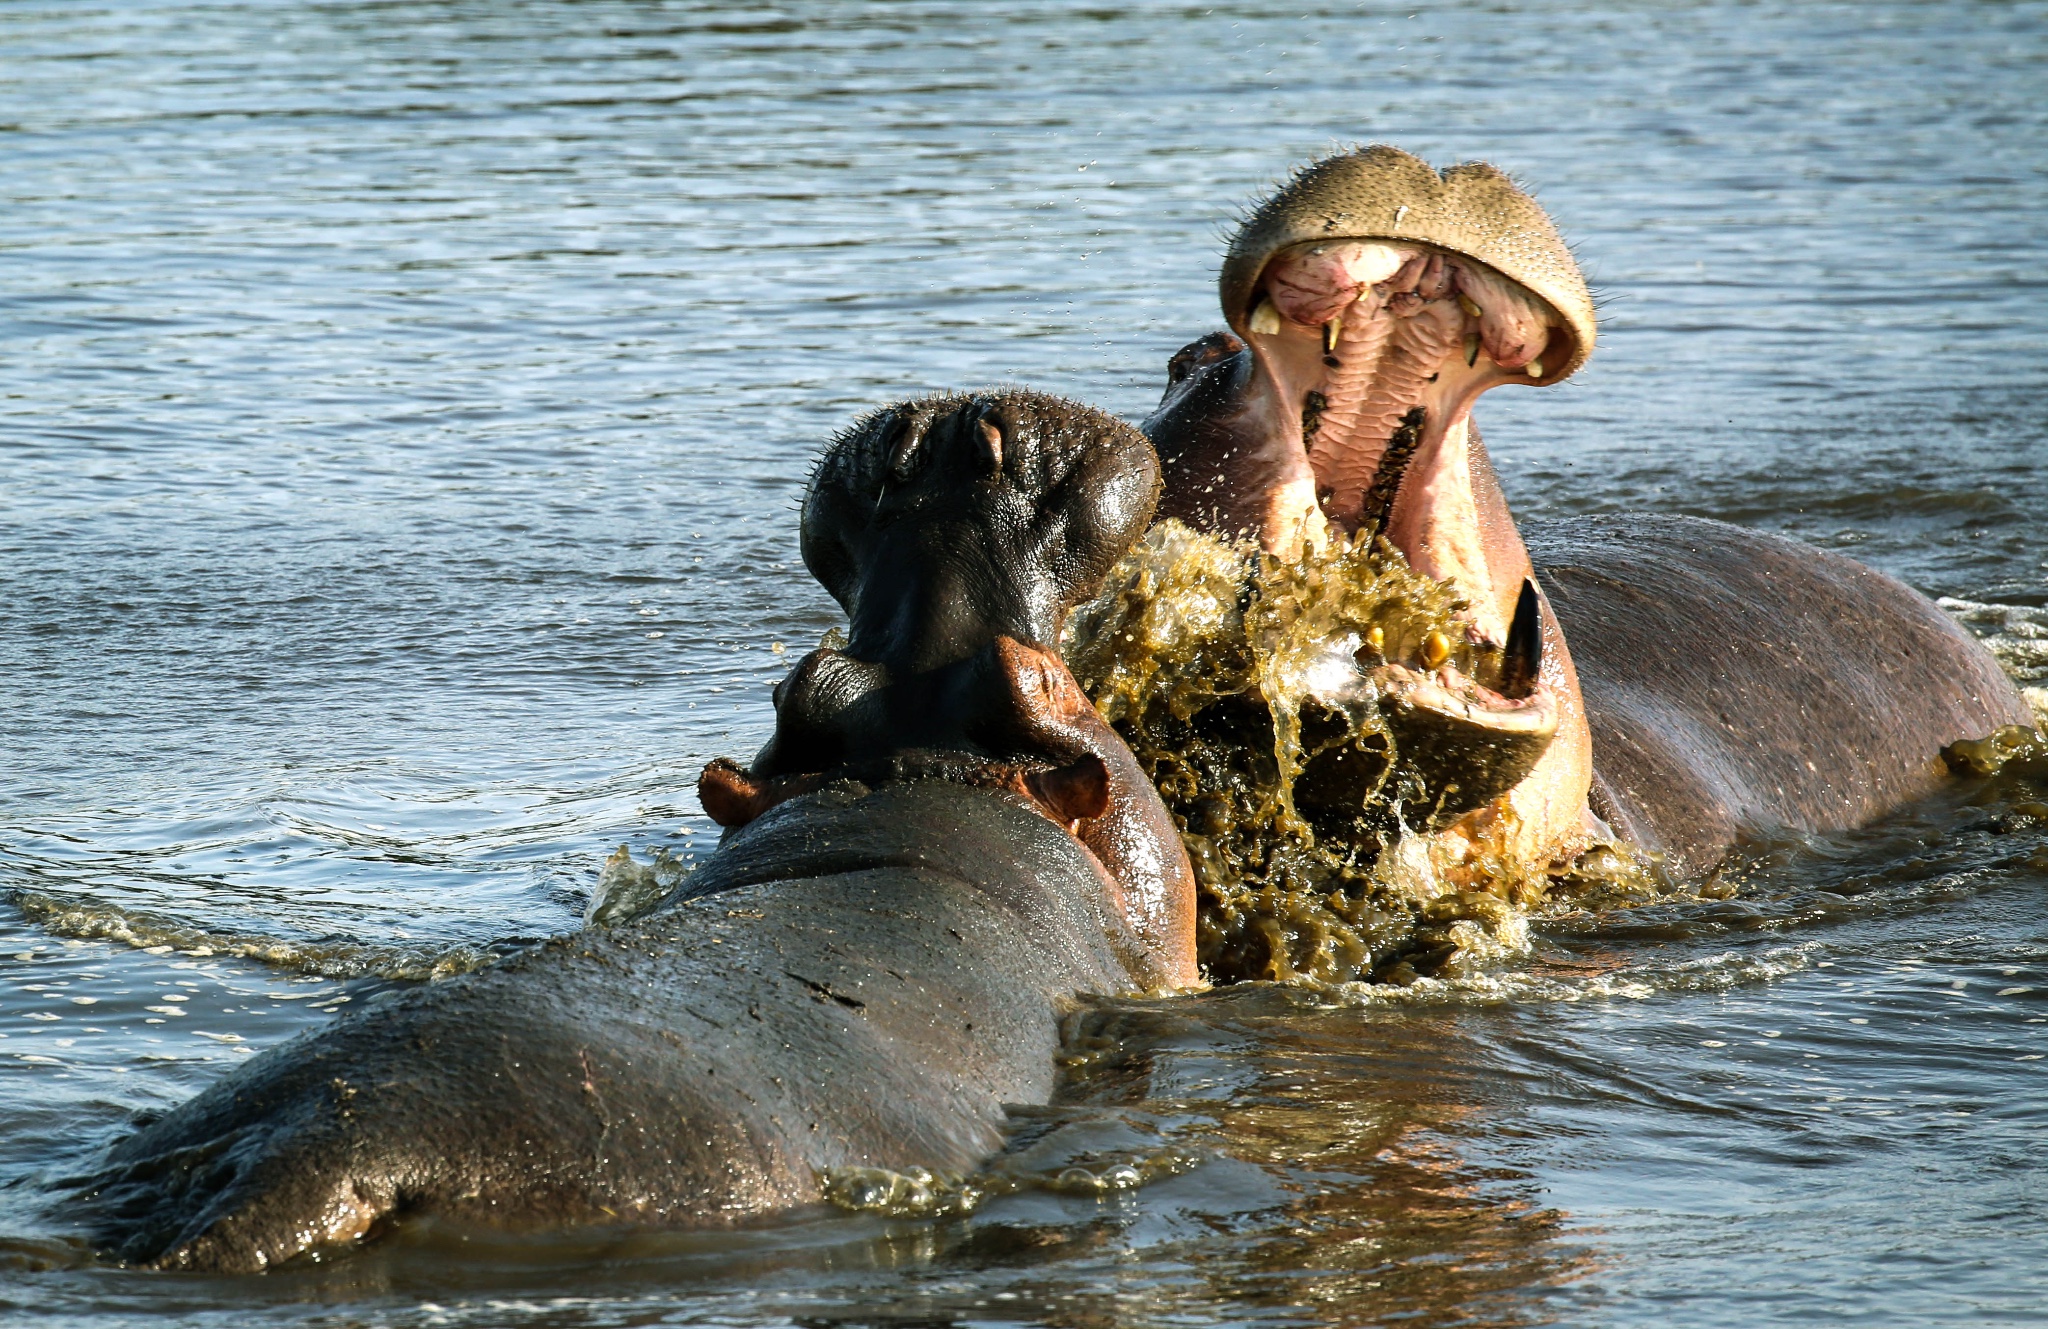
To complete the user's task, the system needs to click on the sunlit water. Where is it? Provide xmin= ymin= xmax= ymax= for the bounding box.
xmin=3 ymin=2 xmax=2045 ymax=1324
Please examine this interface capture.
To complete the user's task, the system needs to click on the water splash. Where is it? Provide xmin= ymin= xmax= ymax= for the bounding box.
xmin=1940 ymin=597 xmax=2048 ymax=726
xmin=1943 ymin=723 xmax=2048 ymax=783
xmin=585 ymin=845 xmax=691 ymax=927
xmin=820 ymin=1147 xmax=1202 ymax=1219
xmin=10 ymin=890 xmax=510 ymax=982
xmin=1067 ymin=522 xmax=1655 ymax=988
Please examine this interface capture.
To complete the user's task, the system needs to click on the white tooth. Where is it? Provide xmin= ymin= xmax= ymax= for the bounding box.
xmin=1527 ymin=359 xmax=1544 ymax=380
xmin=1458 ymin=294 xmax=1482 ymax=319
xmin=1249 ymin=298 xmax=1282 ymax=336
xmin=1323 ymin=317 xmax=1342 ymax=354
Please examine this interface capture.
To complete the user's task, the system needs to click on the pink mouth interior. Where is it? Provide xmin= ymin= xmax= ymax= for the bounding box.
xmin=1248 ymin=240 xmax=1572 ymax=539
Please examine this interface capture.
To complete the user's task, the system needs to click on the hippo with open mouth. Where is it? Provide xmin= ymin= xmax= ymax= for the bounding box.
xmin=1141 ymin=146 xmax=2034 ymax=884
xmin=77 ymin=391 xmax=1197 ymax=1272
xmin=68 ymin=154 xmax=2033 ymax=1273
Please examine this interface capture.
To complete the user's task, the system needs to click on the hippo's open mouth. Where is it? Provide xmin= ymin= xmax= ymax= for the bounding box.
xmin=1242 ymin=238 xmax=1573 ymax=543
xmin=1241 ymin=241 xmax=1571 ymax=822
xmin=1143 ymin=147 xmax=1598 ymax=843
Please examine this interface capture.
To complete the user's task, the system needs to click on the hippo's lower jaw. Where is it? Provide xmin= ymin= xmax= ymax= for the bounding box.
xmin=1288 ymin=577 xmax=1562 ymax=834
xmin=1362 ymin=661 xmax=1561 ymax=828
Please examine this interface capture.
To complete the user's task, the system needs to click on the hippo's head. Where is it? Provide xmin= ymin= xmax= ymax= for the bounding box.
xmin=802 ymin=391 xmax=1162 ymax=676
xmin=1145 ymin=147 xmax=1599 ymax=857
xmin=701 ymin=390 xmax=1197 ymax=986
xmin=1162 ymin=146 xmax=1593 ymax=551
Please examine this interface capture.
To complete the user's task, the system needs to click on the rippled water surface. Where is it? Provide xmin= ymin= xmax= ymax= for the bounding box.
xmin=4 ymin=1 xmax=2046 ymax=1324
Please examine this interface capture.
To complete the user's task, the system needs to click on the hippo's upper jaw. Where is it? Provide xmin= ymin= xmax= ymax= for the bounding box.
xmin=1144 ymin=147 xmax=1601 ymax=865
xmin=1235 ymin=232 xmax=1572 ymax=552
xmin=1152 ymin=146 xmax=1591 ymax=598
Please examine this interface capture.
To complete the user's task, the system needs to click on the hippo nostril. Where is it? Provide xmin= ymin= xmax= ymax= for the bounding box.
xmin=1026 ymin=753 xmax=1111 ymax=825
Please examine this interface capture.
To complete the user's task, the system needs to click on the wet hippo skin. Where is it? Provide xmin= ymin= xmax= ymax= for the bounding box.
xmin=1529 ymin=514 xmax=2032 ymax=882
xmin=78 ymin=391 xmax=1198 ymax=1271
xmin=83 ymin=781 xmax=1133 ymax=1272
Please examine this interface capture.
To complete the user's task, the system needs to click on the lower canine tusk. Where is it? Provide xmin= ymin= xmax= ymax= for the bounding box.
xmin=1464 ymin=333 xmax=1480 ymax=367
xmin=1499 ymin=578 xmax=1543 ymax=699
xmin=1323 ymin=317 xmax=1342 ymax=354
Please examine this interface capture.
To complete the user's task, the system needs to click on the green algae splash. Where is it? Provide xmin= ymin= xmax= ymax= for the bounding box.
xmin=1066 ymin=521 xmax=1649 ymax=988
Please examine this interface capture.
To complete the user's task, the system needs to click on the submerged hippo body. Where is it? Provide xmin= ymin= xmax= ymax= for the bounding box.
xmin=1529 ymin=514 xmax=2030 ymax=880
xmin=1144 ymin=146 xmax=2033 ymax=881
xmin=82 ymin=391 xmax=1197 ymax=1271
xmin=86 ymin=782 xmax=1134 ymax=1271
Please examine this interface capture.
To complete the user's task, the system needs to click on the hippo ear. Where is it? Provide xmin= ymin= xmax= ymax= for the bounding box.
xmin=1025 ymin=753 xmax=1111 ymax=825
xmin=802 ymin=402 xmax=922 ymax=615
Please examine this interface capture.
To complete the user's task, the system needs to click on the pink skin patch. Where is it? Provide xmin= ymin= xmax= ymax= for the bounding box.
xmin=1263 ymin=241 xmax=1409 ymax=326
xmin=1452 ymin=263 xmax=1550 ymax=370
xmin=1244 ymin=239 xmax=1568 ymax=591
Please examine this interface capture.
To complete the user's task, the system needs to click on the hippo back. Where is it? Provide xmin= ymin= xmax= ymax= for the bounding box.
xmin=84 ymin=780 xmax=1135 ymax=1272
xmin=1527 ymin=514 xmax=2031 ymax=881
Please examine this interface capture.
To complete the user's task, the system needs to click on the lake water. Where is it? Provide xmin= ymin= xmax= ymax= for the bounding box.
xmin=3 ymin=1 xmax=2046 ymax=1324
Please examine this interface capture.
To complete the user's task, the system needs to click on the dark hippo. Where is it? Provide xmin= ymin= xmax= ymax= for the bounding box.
xmin=77 ymin=390 xmax=1197 ymax=1272
xmin=1143 ymin=146 xmax=2033 ymax=882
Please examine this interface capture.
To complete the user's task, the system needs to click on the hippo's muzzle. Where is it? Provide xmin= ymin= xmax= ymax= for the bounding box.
xmin=1142 ymin=146 xmax=1600 ymax=860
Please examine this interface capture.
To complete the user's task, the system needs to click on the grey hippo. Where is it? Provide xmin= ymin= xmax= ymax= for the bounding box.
xmin=78 ymin=391 xmax=1197 ymax=1271
xmin=72 ymin=150 xmax=2031 ymax=1272
xmin=1142 ymin=146 xmax=2033 ymax=885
